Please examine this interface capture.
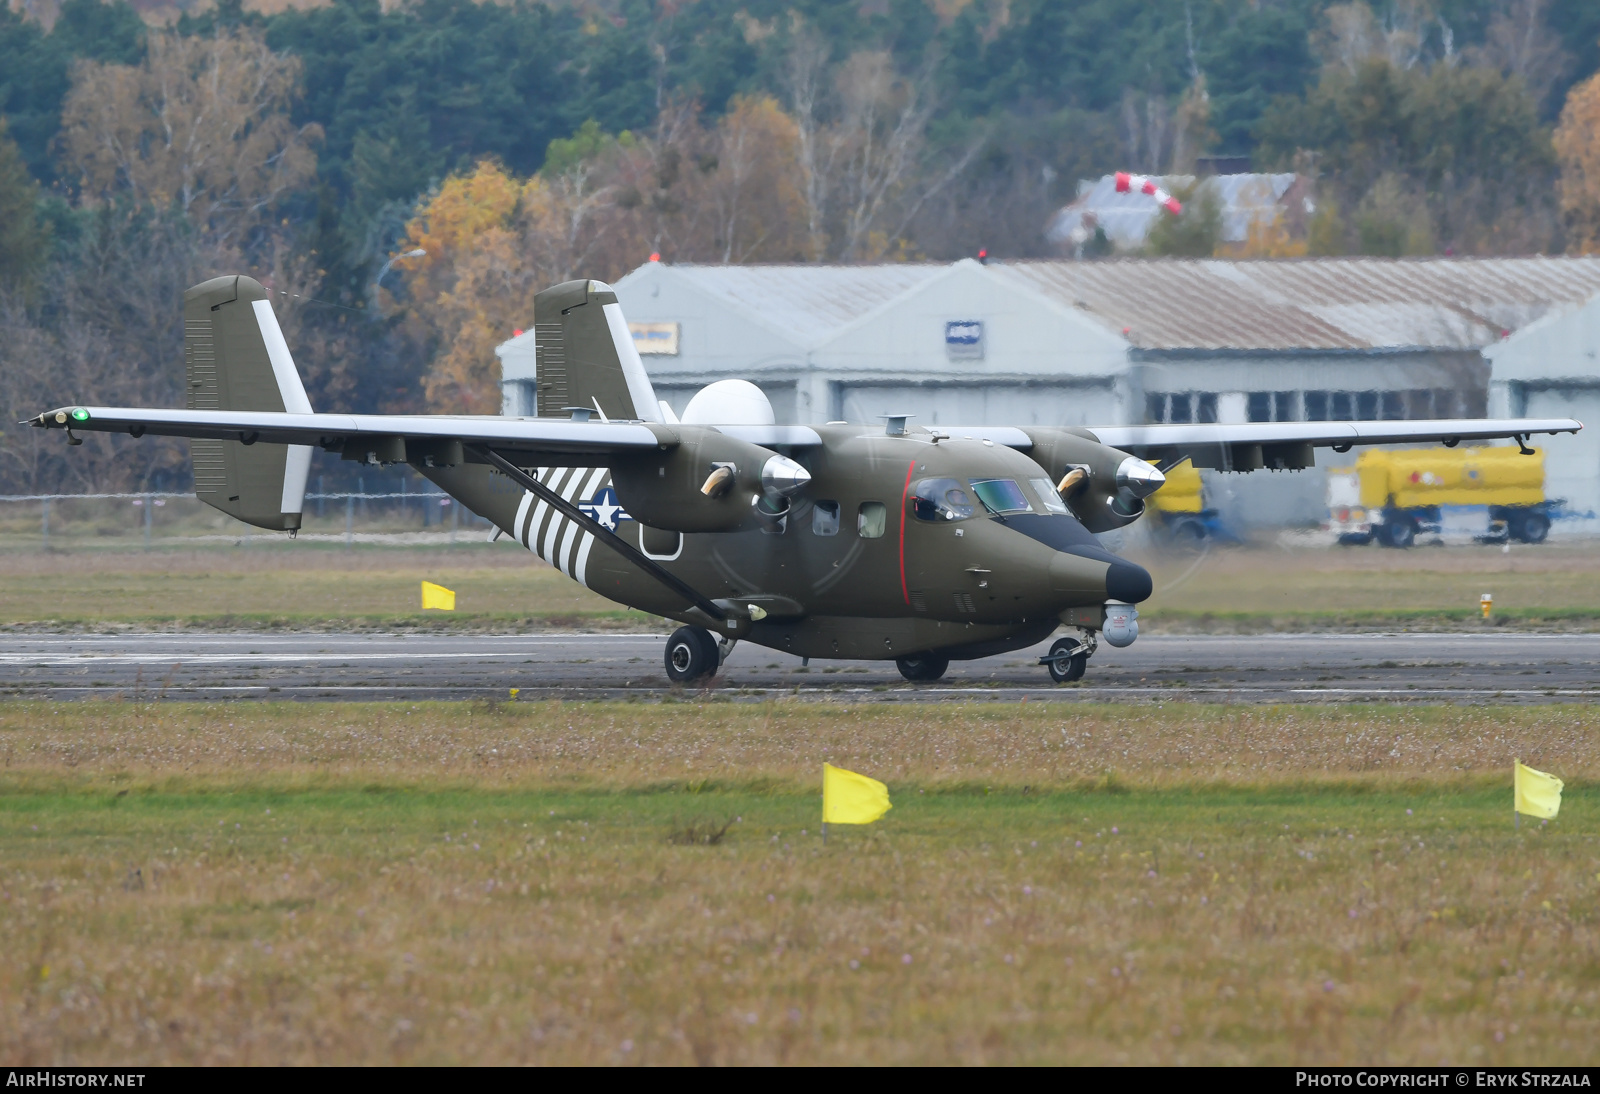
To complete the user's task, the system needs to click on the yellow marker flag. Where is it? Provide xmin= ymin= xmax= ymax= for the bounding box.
xmin=1515 ymin=759 xmax=1563 ymax=819
xmin=823 ymin=763 xmax=891 ymax=825
xmin=421 ymin=581 xmax=456 ymax=611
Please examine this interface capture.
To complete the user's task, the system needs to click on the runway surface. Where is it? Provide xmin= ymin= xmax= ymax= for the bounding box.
xmin=0 ymin=630 xmax=1595 ymax=703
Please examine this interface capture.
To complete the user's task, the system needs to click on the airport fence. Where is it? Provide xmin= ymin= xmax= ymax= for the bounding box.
xmin=0 ymin=482 xmax=497 ymax=551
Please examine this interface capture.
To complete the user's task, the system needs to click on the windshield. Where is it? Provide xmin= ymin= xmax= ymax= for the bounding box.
xmin=911 ymin=478 xmax=975 ymax=522
xmin=970 ymin=478 xmax=1032 ymax=515
xmin=1029 ymin=478 xmax=1071 ymax=515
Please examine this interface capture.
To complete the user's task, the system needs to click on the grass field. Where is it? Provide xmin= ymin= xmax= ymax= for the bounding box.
xmin=0 ymin=540 xmax=1597 ymax=632
xmin=3 ymin=700 xmax=1597 ymax=1064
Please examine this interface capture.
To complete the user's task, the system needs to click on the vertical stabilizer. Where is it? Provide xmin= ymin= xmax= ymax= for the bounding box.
xmin=533 ymin=279 xmax=662 ymax=422
xmin=184 ymin=275 xmax=314 ymax=531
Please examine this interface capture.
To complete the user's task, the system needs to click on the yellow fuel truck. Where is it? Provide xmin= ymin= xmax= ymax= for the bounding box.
xmin=1147 ymin=461 xmax=1236 ymax=545
xmin=1326 ymin=445 xmax=1550 ymax=548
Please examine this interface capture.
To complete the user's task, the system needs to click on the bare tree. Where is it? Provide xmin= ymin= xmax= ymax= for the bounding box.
xmin=785 ymin=26 xmax=838 ymax=261
xmin=1468 ymin=0 xmax=1571 ymax=109
xmin=59 ymin=30 xmax=321 ymax=244
xmin=785 ymin=34 xmax=978 ymax=261
xmin=1316 ymin=1 xmax=1429 ymax=74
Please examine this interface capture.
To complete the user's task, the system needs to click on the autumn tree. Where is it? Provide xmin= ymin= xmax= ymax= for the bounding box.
xmin=704 ymin=96 xmax=806 ymax=263
xmin=402 ymin=157 xmax=632 ymax=414
xmin=404 ymin=100 xmax=813 ymax=412
xmin=1555 ymin=72 xmax=1600 ymax=252
xmin=58 ymin=29 xmax=320 ymax=244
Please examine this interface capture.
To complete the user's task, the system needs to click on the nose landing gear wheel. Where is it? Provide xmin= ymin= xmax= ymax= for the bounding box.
xmin=664 ymin=625 xmax=720 ymax=683
xmin=896 ymin=653 xmax=949 ymax=682
xmin=1044 ymin=638 xmax=1088 ymax=683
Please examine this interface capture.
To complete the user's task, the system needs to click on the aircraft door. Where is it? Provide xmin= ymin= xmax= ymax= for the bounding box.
xmin=903 ymin=476 xmax=977 ymax=618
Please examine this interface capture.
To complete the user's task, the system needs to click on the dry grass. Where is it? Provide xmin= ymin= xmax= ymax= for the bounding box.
xmin=0 ymin=546 xmax=638 ymax=629
xmin=2 ymin=541 xmax=1598 ymax=631
xmin=1136 ymin=542 xmax=1600 ymax=630
xmin=2 ymin=700 xmax=1598 ymax=1064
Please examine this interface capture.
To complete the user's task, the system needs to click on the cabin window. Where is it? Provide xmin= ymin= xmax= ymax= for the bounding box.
xmin=1029 ymin=478 xmax=1071 ymax=514
xmin=910 ymin=478 xmax=975 ymax=522
xmin=969 ymin=478 xmax=1031 ymax=515
xmin=857 ymin=502 xmax=887 ymax=538
xmin=812 ymin=500 xmax=840 ymax=536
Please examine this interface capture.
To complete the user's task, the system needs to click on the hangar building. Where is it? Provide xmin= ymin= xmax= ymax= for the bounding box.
xmin=1487 ymin=295 xmax=1600 ymax=519
xmin=498 ymin=256 xmax=1600 ymax=526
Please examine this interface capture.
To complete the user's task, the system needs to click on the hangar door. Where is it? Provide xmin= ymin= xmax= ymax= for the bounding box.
xmin=1524 ymin=388 xmax=1600 ymax=518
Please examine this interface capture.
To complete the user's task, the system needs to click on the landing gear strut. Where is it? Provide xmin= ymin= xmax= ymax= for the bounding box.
xmin=665 ymin=625 xmax=721 ymax=683
xmin=1041 ymin=631 xmax=1097 ymax=684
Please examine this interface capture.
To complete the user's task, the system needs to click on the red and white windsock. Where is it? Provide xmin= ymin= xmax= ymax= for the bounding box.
xmin=1114 ymin=171 xmax=1183 ymax=216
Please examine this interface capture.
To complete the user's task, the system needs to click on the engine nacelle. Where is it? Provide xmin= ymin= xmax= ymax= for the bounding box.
xmin=611 ymin=425 xmax=810 ymax=533
xmin=1021 ymin=428 xmax=1165 ymax=533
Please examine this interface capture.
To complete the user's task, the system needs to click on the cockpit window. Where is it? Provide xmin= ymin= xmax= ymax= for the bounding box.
xmin=1029 ymin=478 xmax=1071 ymax=515
xmin=969 ymin=478 xmax=1032 ymax=515
xmin=911 ymin=478 xmax=975 ymax=522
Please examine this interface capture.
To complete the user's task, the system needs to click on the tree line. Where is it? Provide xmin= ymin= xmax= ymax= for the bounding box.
xmin=3 ymin=0 xmax=1600 ymax=491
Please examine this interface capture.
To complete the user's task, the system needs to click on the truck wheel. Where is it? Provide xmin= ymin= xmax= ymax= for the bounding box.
xmin=1171 ymin=519 xmax=1208 ymax=548
xmin=1337 ymin=533 xmax=1372 ymax=546
xmin=1516 ymin=512 xmax=1550 ymax=544
xmin=1383 ymin=519 xmax=1415 ymax=549
xmin=665 ymin=626 xmax=720 ymax=683
xmin=896 ymin=653 xmax=949 ymax=682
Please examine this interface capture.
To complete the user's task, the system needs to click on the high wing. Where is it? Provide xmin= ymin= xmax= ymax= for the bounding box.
xmin=26 ymin=405 xmax=665 ymax=463
xmin=1073 ymin=417 xmax=1581 ymax=469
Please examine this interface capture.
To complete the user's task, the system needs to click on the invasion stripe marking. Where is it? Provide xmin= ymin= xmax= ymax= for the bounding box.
xmin=540 ymin=468 xmax=582 ymax=564
xmin=511 ymin=489 xmax=533 ymax=544
xmin=533 ymin=468 xmax=568 ymax=561
xmin=556 ymin=520 xmax=579 ymax=576
xmin=526 ymin=470 xmax=561 ymax=550
xmin=573 ymin=532 xmax=596 ymax=586
xmin=523 ymin=465 xmax=553 ymax=548
xmin=539 ymin=468 xmax=577 ymax=562
xmin=565 ymin=468 xmax=607 ymax=574
xmin=550 ymin=468 xmax=593 ymax=574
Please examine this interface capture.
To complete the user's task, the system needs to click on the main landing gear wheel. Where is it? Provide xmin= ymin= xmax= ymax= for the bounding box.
xmin=665 ymin=625 xmax=720 ymax=683
xmin=1044 ymin=638 xmax=1088 ymax=683
xmin=896 ymin=653 xmax=949 ymax=682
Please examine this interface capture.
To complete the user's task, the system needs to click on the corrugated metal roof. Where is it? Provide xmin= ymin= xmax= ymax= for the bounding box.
xmin=653 ymin=263 xmax=947 ymax=345
xmin=995 ymin=257 xmax=1600 ymax=351
xmin=633 ymin=256 xmax=1600 ymax=354
xmin=1046 ymin=173 xmax=1300 ymax=247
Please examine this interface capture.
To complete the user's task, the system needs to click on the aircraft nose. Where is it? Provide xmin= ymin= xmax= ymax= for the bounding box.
xmin=1049 ymin=548 xmax=1153 ymax=605
xmin=761 ymin=454 xmax=811 ymax=497
xmin=1106 ymin=559 xmax=1153 ymax=603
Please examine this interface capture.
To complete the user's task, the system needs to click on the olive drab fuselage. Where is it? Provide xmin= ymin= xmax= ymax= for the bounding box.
xmin=423 ymin=424 xmax=1152 ymax=662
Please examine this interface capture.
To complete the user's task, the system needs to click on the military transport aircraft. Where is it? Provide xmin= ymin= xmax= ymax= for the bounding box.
xmin=26 ymin=275 xmax=1581 ymax=684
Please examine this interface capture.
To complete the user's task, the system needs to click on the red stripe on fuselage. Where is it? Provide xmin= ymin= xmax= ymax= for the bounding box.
xmin=899 ymin=460 xmax=915 ymax=606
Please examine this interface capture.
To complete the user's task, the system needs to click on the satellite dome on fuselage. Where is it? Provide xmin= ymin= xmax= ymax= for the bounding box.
xmin=681 ymin=379 xmax=775 ymax=425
